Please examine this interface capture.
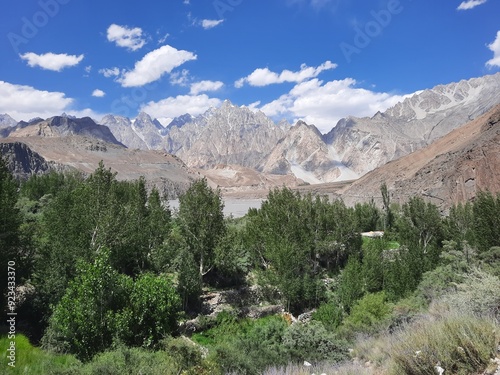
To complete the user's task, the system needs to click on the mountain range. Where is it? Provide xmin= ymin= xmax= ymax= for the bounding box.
xmin=1 ymin=72 xmax=500 ymax=206
xmin=0 ymin=116 xmax=198 ymax=198
xmin=100 ymin=72 xmax=500 ymax=185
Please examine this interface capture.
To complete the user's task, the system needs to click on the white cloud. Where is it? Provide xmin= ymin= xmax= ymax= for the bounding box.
xmin=457 ymin=0 xmax=487 ymax=10
xmin=107 ymin=24 xmax=146 ymax=51
xmin=235 ymin=61 xmax=337 ymax=88
xmin=258 ymin=78 xmax=407 ymax=133
xmin=20 ymin=52 xmax=84 ymax=72
xmin=85 ymin=66 xmax=92 ymax=73
xmin=118 ymin=45 xmax=197 ymax=87
xmin=158 ymin=32 xmax=170 ymax=44
xmin=170 ymin=69 xmax=191 ymax=86
xmin=201 ymin=19 xmax=224 ymax=29
xmin=190 ymin=80 xmax=224 ymax=95
xmin=99 ymin=67 xmax=121 ymax=77
xmin=486 ymin=31 xmax=500 ymax=68
xmin=0 ymin=81 xmax=101 ymax=122
xmin=183 ymin=0 xmax=190 ymax=4
xmin=141 ymin=94 xmax=221 ymax=118
xmin=92 ymin=89 xmax=106 ymax=97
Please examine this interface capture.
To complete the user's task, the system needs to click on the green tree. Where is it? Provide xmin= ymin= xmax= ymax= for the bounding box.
xmin=381 ymin=182 xmax=394 ymax=231
xmin=353 ymin=199 xmax=381 ymax=232
xmin=245 ymin=188 xmax=361 ymax=312
xmin=0 ymin=156 xmax=20 ymax=313
xmin=337 ymin=256 xmax=365 ymax=313
xmin=213 ymin=224 xmax=251 ymax=286
xmin=117 ymin=273 xmax=181 ymax=348
xmin=178 ymin=179 xmax=226 ymax=282
xmin=361 ymin=238 xmax=386 ymax=293
xmin=43 ymin=248 xmax=130 ymax=361
xmin=473 ymin=191 xmax=500 ymax=253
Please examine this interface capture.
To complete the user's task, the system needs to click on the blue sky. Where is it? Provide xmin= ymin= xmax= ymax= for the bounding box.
xmin=1 ymin=0 xmax=499 ymax=133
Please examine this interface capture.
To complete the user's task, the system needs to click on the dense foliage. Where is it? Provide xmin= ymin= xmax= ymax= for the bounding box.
xmin=1 ymin=159 xmax=500 ymax=374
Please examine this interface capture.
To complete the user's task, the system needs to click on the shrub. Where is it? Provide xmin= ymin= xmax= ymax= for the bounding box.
xmin=282 ymin=321 xmax=349 ymax=363
xmin=77 ymin=345 xmax=179 ymax=375
xmin=312 ymin=301 xmax=344 ymax=331
xmin=341 ymin=292 xmax=392 ymax=336
xmin=388 ymin=314 xmax=499 ymax=375
xmin=213 ymin=316 xmax=289 ymax=375
xmin=441 ymin=268 xmax=500 ymax=320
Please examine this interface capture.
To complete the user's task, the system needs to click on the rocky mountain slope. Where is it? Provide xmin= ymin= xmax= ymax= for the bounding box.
xmin=102 ymin=101 xmax=289 ymax=170
xmin=338 ymin=104 xmax=500 ymax=211
xmin=325 ymin=72 xmax=500 ymax=176
xmin=0 ymin=117 xmax=199 ymax=198
xmin=261 ymin=121 xmax=358 ymax=184
xmin=0 ymin=142 xmax=70 ymax=180
xmin=97 ymin=73 xmax=500 ymax=186
xmin=4 ymin=116 xmax=123 ymax=146
xmin=164 ymin=100 xmax=289 ymax=169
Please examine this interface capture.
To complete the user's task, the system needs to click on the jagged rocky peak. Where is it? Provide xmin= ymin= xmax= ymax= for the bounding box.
xmin=291 ymin=120 xmax=322 ymax=137
xmin=134 ymin=112 xmax=164 ymax=130
xmin=0 ymin=114 xmax=17 ymax=128
xmin=60 ymin=112 xmax=77 ymax=119
xmin=101 ymin=114 xmax=132 ymax=126
xmin=167 ymin=113 xmax=195 ymax=130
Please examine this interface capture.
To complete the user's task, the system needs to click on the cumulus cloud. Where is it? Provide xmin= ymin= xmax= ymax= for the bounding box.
xmin=92 ymin=89 xmax=106 ymax=97
xmin=457 ymin=0 xmax=487 ymax=10
xmin=201 ymin=19 xmax=224 ymax=29
xmin=118 ymin=45 xmax=197 ymax=87
xmin=0 ymin=81 xmax=101 ymax=121
xmin=235 ymin=61 xmax=337 ymax=88
xmin=99 ymin=67 xmax=121 ymax=77
xmin=486 ymin=31 xmax=500 ymax=68
xmin=258 ymin=78 xmax=407 ymax=133
xmin=20 ymin=52 xmax=84 ymax=72
xmin=107 ymin=24 xmax=146 ymax=51
xmin=190 ymin=80 xmax=224 ymax=95
xmin=141 ymin=94 xmax=221 ymax=119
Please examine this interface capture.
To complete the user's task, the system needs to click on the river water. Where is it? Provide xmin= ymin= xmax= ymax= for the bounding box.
xmin=168 ymin=198 xmax=264 ymax=218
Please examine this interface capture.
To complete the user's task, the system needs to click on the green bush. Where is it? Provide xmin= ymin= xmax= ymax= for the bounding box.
xmin=116 ymin=273 xmax=181 ymax=348
xmin=312 ymin=302 xmax=344 ymax=331
xmin=341 ymin=292 xmax=392 ymax=335
xmin=44 ymin=250 xmax=181 ymax=360
xmin=212 ymin=315 xmax=289 ymax=375
xmin=282 ymin=321 xmax=349 ymax=363
xmin=388 ymin=314 xmax=499 ymax=375
xmin=77 ymin=345 xmax=179 ymax=375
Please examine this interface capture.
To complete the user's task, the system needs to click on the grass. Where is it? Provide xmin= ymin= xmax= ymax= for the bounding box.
xmin=0 ymin=334 xmax=80 ymax=374
xmin=261 ymin=361 xmax=373 ymax=375
xmin=362 ymin=236 xmax=400 ymax=250
xmin=387 ymin=313 xmax=499 ymax=375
